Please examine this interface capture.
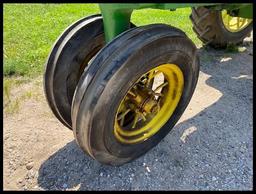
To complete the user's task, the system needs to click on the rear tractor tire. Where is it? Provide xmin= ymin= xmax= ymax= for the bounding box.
xmin=190 ymin=6 xmax=252 ymax=48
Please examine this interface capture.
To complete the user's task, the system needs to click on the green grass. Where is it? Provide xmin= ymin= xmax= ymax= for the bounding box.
xmin=3 ymin=77 xmax=30 ymax=105
xmin=131 ymin=8 xmax=201 ymax=45
xmin=3 ymin=77 xmax=43 ymax=114
xmin=3 ymin=4 xmax=201 ymax=78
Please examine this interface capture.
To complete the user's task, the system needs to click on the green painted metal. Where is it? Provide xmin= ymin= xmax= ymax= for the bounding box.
xmin=235 ymin=4 xmax=253 ymax=18
xmin=99 ymin=3 xmax=253 ymax=42
xmin=99 ymin=6 xmax=133 ymax=43
xmin=207 ymin=3 xmax=253 ymax=18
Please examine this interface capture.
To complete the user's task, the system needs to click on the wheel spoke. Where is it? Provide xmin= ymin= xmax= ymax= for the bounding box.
xmin=132 ymin=112 xmax=139 ymax=129
xmin=117 ymin=108 xmax=131 ymax=121
xmin=128 ymin=91 xmax=136 ymax=97
xmin=146 ymin=70 xmax=154 ymax=87
xmin=149 ymin=90 xmax=163 ymax=97
xmin=228 ymin=15 xmax=231 ymax=28
xmin=240 ymin=18 xmax=246 ymax=27
xmin=138 ymin=111 xmax=147 ymax=121
xmin=120 ymin=115 xmax=125 ymax=126
xmin=153 ymin=92 xmax=163 ymax=97
xmin=154 ymin=82 xmax=168 ymax=92
xmin=146 ymin=70 xmax=162 ymax=88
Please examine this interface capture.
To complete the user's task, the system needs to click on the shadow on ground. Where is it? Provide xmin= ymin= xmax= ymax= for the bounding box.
xmin=37 ymin=44 xmax=253 ymax=190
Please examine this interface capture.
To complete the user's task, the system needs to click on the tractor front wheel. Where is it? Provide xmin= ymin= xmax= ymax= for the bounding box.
xmin=44 ymin=14 xmax=105 ymax=129
xmin=71 ymin=24 xmax=200 ymax=165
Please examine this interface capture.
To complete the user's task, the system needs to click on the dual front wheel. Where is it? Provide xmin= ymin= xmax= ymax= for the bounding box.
xmin=44 ymin=8 xmax=251 ymax=165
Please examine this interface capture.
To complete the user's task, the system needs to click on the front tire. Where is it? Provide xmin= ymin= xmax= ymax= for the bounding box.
xmin=72 ymin=24 xmax=200 ymax=166
xmin=44 ymin=15 xmax=105 ymax=129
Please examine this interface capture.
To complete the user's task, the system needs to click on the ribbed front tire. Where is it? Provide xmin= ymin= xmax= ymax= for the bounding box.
xmin=71 ymin=24 xmax=200 ymax=166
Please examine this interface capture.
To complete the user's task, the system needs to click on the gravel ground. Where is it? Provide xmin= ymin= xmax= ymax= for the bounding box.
xmin=3 ymin=39 xmax=253 ymax=190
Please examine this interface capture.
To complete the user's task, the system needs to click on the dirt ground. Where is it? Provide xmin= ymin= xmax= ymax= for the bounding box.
xmin=3 ymin=39 xmax=253 ymax=190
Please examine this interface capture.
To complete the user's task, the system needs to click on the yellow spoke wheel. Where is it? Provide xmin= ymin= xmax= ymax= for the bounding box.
xmin=72 ymin=24 xmax=199 ymax=165
xmin=114 ymin=64 xmax=184 ymax=144
xmin=221 ymin=10 xmax=252 ymax=32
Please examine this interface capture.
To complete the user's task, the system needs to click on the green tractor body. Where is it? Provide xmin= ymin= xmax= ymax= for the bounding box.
xmin=99 ymin=3 xmax=253 ymax=42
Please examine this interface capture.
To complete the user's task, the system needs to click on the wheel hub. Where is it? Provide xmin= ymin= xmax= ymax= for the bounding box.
xmin=128 ymin=87 xmax=158 ymax=115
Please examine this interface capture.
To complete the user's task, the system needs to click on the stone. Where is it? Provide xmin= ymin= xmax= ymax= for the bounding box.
xmin=26 ymin=162 xmax=34 ymax=170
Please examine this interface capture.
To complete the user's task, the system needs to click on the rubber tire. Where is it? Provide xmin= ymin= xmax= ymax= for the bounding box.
xmin=190 ymin=7 xmax=252 ymax=48
xmin=43 ymin=14 xmax=105 ymax=129
xmin=72 ymin=24 xmax=200 ymax=166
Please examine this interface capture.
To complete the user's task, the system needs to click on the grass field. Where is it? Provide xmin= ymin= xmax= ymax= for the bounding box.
xmin=3 ymin=4 xmax=201 ymax=78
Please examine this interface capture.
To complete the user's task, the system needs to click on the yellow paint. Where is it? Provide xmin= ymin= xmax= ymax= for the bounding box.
xmin=221 ymin=10 xmax=252 ymax=32
xmin=114 ymin=64 xmax=184 ymax=144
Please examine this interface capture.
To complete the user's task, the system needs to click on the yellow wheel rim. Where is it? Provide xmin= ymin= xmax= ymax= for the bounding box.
xmin=114 ymin=64 xmax=184 ymax=144
xmin=221 ymin=10 xmax=252 ymax=32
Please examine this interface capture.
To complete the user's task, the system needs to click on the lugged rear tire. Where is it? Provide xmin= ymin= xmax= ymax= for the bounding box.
xmin=190 ymin=7 xmax=252 ymax=48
